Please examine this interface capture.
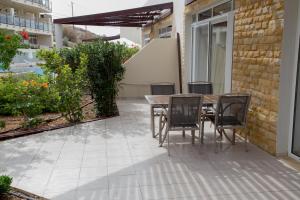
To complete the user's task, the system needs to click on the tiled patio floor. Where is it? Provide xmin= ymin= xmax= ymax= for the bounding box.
xmin=0 ymin=99 xmax=300 ymax=200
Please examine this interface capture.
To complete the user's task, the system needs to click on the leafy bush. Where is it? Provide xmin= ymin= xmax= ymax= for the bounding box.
xmin=36 ymin=49 xmax=64 ymax=74
xmin=0 ymin=175 xmax=12 ymax=194
xmin=37 ymin=50 xmax=88 ymax=123
xmin=0 ymin=74 xmax=60 ymax=119
xmin=37 ymin=41 xmax=133 ymax=118
xmin=75 ymin=41 xmax=126 ymax=117
xmin=0 ymin=31 xmax=22 ymax=70
xmin=55 ymin=54 xmax=88 ymax=122
xmin=121 ymin=45 xmax=139 ymax=63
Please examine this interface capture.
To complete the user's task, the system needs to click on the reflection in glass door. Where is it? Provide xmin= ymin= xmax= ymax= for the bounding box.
xmin=191 ymin=24 xmax=209 ymax=82
xmin=210 ymin=22 xmax=227 ymax=94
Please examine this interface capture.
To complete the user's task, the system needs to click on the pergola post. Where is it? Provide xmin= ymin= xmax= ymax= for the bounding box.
xmin=54 ymin=24 xmax=63 ymax=48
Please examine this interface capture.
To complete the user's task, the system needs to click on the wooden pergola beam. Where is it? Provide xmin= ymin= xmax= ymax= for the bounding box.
xmin=53 ymin=2 xmax=173 ymax=28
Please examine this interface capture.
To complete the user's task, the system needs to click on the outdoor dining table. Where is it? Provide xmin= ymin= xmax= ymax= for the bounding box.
xmin=145 ymin=94 xmax=219 ymax=139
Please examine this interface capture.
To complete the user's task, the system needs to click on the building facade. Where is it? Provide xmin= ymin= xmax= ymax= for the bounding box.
xmin=125 ymin=0 xmax=300 ymax=161
xmin=0 ymin=0 xmax=53 ymax=48
xmin=120 ymin=27 xmax=143 ymax=46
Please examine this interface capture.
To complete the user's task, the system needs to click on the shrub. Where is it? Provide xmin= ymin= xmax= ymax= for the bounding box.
xmin=36 ymin=49 xmax=63 ymax=74
xmin=0 ymin=175 xmax=12 ymax=194
xmin=55 ymin=54 xmax=88 ymax=123
xmin=76 ymin=41 xmax=126 ymax=117
xmin=0 ymin=74 xmax=60 ymax=118
xmin=38 ymin=49 xmax=88 ymax=123
xmin=37 ymin=41 xmax=132 ymax=118
xmin=0 ymin=31 xmax=22 ymax=70
xmin=121 ymin=45 xmax=139 ymax=63
xmin=22 ymin=117 xmax=43 ymax=129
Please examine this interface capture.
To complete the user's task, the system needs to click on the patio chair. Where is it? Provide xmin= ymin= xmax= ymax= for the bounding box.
xmin=150 ymin=83 xmax=176 ymax=95
xmin=159 ymin=94 xmax=203 ymax=156
xmin=188 ymin=81 xmax=214 ymax=137
xmin=150 ymin=83 xmax=176 ymax=138
xmin=208 ymin=93 xmax=251 ymax=152
xmin=188 ymin=81 xmax=213 ymax=95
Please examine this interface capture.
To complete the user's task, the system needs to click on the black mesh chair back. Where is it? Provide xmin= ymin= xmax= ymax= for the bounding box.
xmin=215 ymin=94 xmax=251 ymax=128
xmin=151 ymin=83 xmax=175 ymax=95
xmin=188 ymin=81 xmax=213 ymax=95
xmin=167 ymin=95 xmax=203 ymax=130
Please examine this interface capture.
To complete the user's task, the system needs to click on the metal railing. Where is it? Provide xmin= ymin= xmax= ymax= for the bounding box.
xmin=0 ymin=14 xmax=51 ymax=32
xmin=24 ymin=0 xmax=52 ymax=10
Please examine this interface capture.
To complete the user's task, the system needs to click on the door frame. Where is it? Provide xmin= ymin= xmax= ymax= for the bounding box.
xmin=190 ymin=12 xmax=234 ymax=93
xmin=288 ymin=1 xmax=300 ymax=161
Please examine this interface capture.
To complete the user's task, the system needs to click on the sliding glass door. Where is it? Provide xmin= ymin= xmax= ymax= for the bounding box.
xmin=191 ymin=24 xmax=209 ymax=82
xmin=191 ymin=15 xmax=232 ymax=94
xmin=210 ymin=21 xmax=227 ymax=94
xmin=292 ymin=40 xmax=300 ymax=158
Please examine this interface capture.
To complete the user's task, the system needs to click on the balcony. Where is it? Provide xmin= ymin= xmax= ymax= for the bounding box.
xmin=13 ymin=0 xmax=52 ymax=12
xmin=0 ymin=14 xmax=51 ymax=33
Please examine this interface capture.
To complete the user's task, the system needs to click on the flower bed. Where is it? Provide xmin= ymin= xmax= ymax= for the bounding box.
xmin=1 ymin=187 xmax=47 ymax=200
xmin=0 ymin=95 xmax=103 ymax=140
xmin=0 ymin=35 xmax=138 ymax=139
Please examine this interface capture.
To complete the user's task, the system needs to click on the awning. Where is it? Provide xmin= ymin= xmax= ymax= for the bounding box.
xmin=53 ymin=2 xmax=173 ymax=27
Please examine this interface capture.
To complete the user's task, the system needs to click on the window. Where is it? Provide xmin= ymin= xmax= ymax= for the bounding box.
xmin=29 ymin=35 xmax=38 ymax=45
xmin=159 ymin=25 xmax=172 ymax=38
xmin=213 ymin=1 xmax=233 ymax=16
xmin=191 ymin=1 xmax=234 ymax=94
xmin=198 ymin=9 xmax=212 ymax=21
xmin=197 ymin=1 xmax=233 ymax=22
xmin=144 ymin=33 xmax=150 ymax=45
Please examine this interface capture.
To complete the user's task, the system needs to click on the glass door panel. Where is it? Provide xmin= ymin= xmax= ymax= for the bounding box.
xmin=292 ymin=41 xmax=300 ymax=157
xmin=192 ymin=24 xmax=209 ymax=82
xmin=210 ymin=21 xmax=227 ymax=94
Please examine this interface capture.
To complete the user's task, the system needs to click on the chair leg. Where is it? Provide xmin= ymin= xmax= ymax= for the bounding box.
xmin=214 ymin=127 xmax=218 ymax=153
xmin=191 ymin=130 xmax=195 ymax=145
xmin=158 ymin=114 xmax=163 ymax=145
xmin=201 ymin=120 xmax=204 ymax=144
xmin=160 ymin=126 xmax=168 ymax=147
xmin=245 ymin=129 xmax=249 ymax=152
xmin=182 ymin=130 xmax=185 ymax=138
xmin=167 ymin=129 xmax=170 ymax=156
xmin=232 ymin=129 xmax=236 ymax=145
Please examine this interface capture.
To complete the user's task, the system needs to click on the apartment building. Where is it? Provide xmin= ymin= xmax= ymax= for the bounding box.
xmin=0 ymin=0 xmax=53 ymax=48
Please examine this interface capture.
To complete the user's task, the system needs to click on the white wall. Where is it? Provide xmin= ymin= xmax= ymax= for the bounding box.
xmin=120 ymin=27 xmax=142 ymax=46
xmin=119 ymin=38 xmax=179 ymax=98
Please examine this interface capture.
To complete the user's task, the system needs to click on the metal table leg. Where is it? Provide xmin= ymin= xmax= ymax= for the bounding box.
xmin=150 ymin=106 xmax=155 ymax=138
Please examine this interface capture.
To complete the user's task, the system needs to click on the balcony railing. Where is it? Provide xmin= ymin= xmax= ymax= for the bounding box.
xmin=0 ymin=14 xmax=51 ymax=32
xmin=24 ymin=0 xmax=51 ymax=11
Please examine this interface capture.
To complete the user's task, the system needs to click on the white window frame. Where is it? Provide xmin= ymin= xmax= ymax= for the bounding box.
xmin=190 ymin=12 xmax=234 ymax=93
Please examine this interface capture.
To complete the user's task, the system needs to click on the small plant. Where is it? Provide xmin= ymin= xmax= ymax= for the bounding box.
xmin=0 ymin=175 xmax=12 ymax=195
xmin=22 ymin=118 xmax=43 ymax=129
xmin=0 ymin=121 xmax=5 ymax=129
